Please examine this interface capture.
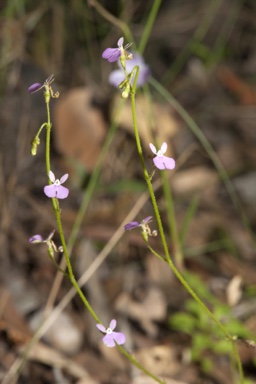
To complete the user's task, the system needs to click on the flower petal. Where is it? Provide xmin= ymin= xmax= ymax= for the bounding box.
xmin=44 ymin=185 xmax=58 ymax=198
xmin=142 ymin=216 xmax=153 ymax=224
xmin=29 ymin=234 xmax=44 ymax=243
xmin=160 ymin=142 xmax=167 ymax=154
xmin=153 ymin=156 xmax=175 ymax=170
xmin=109 ymin=319 xmax=117 ymax=331
xmin=96 ymin=324 xmax=106 ymax=333
xmin=59 ymin=173 xmax=69 ymax=184
xmin=112 ymin=331 xmax=126 ymax=346
xmin=112 ymin=52 xmax=150 ymax=88
xmin=124 ymin=221 xmax=140 ymax=231
xmin=102 ymin=48 xmax=121 ymax=62
xmin=149 ymin=143 xmax=157 ymax=155
xmin=56 ymin=186 xmax=69 ymax=199
xmin=49 ymin=171 xmax=56 ymax=183
xmin=102 ymin=334 xmax=116 ymax=348
xmin=117 ymin=37 xmax=124 ymax=47
xmin=109 ymin=69 xmax=125 ymax=87
xmin=28 ymin=83 xmax=43 ymax=93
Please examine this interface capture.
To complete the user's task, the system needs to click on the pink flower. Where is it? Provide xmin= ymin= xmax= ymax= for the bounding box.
xmin=96 ymin=319 xmax=126 ymax=348
xmin=44 ymin=171 xmax=69 ymax=199
xmin=149 ymin=142 xmax=175 ymax=170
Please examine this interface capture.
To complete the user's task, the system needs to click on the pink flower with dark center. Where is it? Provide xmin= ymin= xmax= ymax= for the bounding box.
xmin=44 ymin=171 xmax=69 ymax=199
xmin=149 ymin=142 xmax=175 ymax=170
xmin=96 ymin=319 xmax=126 ymax=348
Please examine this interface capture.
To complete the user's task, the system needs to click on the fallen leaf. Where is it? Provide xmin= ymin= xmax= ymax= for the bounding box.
xmin=134 ymin=345 xmax=180 ymax=377
xmin=172 ymin=166 xmax=218 ymax=196
xmin=54 ymin=88 xmax=107 ymax=171
xmin=226 ymin=275 xmax=243 ymax=306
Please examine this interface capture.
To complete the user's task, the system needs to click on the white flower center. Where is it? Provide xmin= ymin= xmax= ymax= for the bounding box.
xmin=106 ymin=327 xmax=113 ymax=334
xmin=54 ymin=179 xmax=60 ymax=186
xmin=156 ymin=149 xmax=164 ymax=157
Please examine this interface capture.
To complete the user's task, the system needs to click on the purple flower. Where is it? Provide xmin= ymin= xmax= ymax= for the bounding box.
xmin=28 ymin=74 xmax=59 ymax=98
xmin=124 ymin=216 xmax=157 ymax=241
xmin=109 ymin=52 xmax=150 ymax=88
xmin=28 ymin=83 xmax=44 ymax=94
xmin=96 ymin=319 xmax=126 ymax=348
xmin=29 ymin=230 xmax=61 ymax=255
xmin=149 ymin=142 xmax=175 ymax=170
xmin=29 ymin=234 xmax=44 ymax=243
xmin=44 ymin=171 xmax=69 ymax=199
xmin=124 ymin=216 xmax=153 ymax=231
xmin=102 ymin=37 xmax=124 ymax=63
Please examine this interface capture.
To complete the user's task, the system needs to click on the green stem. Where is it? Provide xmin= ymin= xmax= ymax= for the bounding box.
xmin=130 ymin=73 xmax=243 ymax=383
xmin=149 ymin=76 xmax=254 ymax=248
xmin=44 ymin=92 xmax=100 ymax=323
xmin=138 ymin=0 xmax=162 ymax=55
xmin=118 ymin=345 xmax=165 ymax=384
xmin=43 ymin=91 xmax=165 ymax=384
xmin=130 ymin=67 xmax=172 ymax=265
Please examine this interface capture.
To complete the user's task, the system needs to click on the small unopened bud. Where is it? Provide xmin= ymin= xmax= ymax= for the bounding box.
xmin=47 ymin=246 xmax=54 ymax=260
xmin=121 ymin=83 xmax=131 ymax=99
xmin=142 ymin=229 xmax=149 ymax=243
xmin=31 ymin=137 xmax=40 ymax=156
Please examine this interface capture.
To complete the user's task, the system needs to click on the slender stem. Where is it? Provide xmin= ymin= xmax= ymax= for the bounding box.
xmin=130 ymin=72 xmax=243 ymax=383
xmin=149 ymin=76 xmax=255 ymax=249
xmin=117 ymin=345 xmax=165 ymax=384
xmin=138 ymin=0 xmax=162 ymax=55
xmin=42 ymin=90 xmax=165 ymax=384
xmin=44 ymin=92 xmax=100 ymax=323
xmin=130 ymin=67 xmax=172 ymax=265
xmin=88 ymin=0 xmax=133 ymax=43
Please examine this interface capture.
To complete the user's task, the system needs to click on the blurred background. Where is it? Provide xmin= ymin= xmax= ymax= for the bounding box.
xmin=1 ymin=1 xmax=256 ymax=383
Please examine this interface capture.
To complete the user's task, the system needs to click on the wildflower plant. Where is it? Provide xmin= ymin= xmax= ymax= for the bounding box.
xmin=96 ymin=319 xmax=126 ymax=348
xmin=25 ymin=23 xmax=246 ymax=384
xmin=149 ymin=142 xmax=175 ymax=170
xmin=44 ymin=171 xmax=69 ymax=199
xmin=124 ymin=216 xmax=157 ymax=242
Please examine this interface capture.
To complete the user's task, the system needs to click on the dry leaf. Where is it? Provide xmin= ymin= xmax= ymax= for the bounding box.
xmin=226 ymin=275 xmax=243 ymax=306
xmin=172 ymin=166 xmax=218 ymax=196
xmin=21 ymin=342 xmax=92 ymax=380
xmin=54 ymin=88 xmax=106 ymax=171
xmin=134 ymin=345 xmax=180 ymax=377
xmin=132 ymin=376 xmax=188 ymax=384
